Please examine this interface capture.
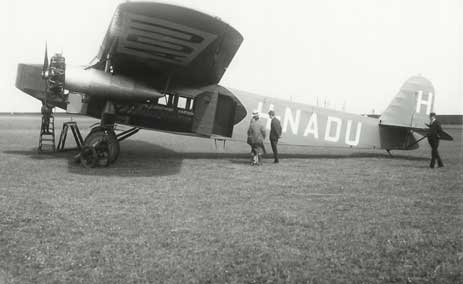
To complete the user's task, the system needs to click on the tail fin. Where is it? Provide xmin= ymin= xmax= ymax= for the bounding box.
xmin=379 ymin=75 xmax=434 ymax=129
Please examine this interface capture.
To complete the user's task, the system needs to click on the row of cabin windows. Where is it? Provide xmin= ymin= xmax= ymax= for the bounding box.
xmin=155 ymin=94 xmax=194 ymax=111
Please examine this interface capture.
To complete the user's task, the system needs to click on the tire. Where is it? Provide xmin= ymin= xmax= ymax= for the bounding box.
xmin=80 ymin=146 xmax=97 ymax=168
xmin=82 ymin=127 xmax=120 ymax=166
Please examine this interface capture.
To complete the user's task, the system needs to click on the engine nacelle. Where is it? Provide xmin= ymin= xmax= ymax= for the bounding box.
xmin=65 ymin=68 xmax=163 ymax=101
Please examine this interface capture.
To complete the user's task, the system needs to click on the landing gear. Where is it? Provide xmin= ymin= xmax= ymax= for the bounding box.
xmin=386 ymin=149 xmax=393 ymax=157
xmin=79 ymin=126 xmax=120 ymax=168
xmin=74 ymin=123 xmax=139 ymax=168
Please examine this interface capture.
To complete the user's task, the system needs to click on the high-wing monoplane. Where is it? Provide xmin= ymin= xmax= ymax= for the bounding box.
xmin=15 ymin=1 xmax=452 ymax=167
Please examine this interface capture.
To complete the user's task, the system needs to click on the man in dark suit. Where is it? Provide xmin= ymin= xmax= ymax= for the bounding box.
xmin=268 ymin=110 xmax=282 ymax=163
xmin=427 ymin=112 xmax=444 ymax=168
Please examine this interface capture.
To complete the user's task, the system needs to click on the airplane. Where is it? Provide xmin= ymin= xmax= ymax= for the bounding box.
xmin=15 ymin=1 xmax=452 ymax=168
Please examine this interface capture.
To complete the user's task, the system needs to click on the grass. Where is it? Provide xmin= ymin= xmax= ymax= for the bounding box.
xmin=0 ymin=115 xmax=462 ymax=283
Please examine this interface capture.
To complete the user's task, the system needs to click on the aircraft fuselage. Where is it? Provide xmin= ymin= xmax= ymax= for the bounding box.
xmin=231 ymin=89 xmax=382 ymax=150
xmin=15 ymin=63 xmax=418 ymax=152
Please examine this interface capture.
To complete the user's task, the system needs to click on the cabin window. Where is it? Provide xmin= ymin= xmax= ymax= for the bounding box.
xmin=155 ymin=94 xmax=193 ymax=112
xmin=177 ymin=97 xmax=187 ymax=109
xmin=176 ymin=96 xmax=194 ymax=111
xmin=186 ymin=98 xmax=192 ymax=111
xmin=158 ymin=95 xmax=168 ymax=106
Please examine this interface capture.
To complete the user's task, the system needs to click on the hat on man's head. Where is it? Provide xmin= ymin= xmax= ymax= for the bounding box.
xmin=268 ymin=110 xmax=275 ymax=116
xmin=252 ymin=110 xmax=259 ymax=118
xmin=430 ymin=112 xmax=436 ymax=117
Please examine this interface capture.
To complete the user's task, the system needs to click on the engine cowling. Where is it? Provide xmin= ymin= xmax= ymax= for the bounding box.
xmin=65 ymin=68 xmax=163 ymax=101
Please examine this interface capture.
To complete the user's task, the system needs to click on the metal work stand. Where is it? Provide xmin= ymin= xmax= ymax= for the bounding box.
xmin=57 ymin=121 xmax=84 ymax=151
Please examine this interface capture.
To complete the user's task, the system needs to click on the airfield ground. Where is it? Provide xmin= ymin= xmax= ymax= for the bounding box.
xmin=0 ymin=114 xmax=462 ymax=283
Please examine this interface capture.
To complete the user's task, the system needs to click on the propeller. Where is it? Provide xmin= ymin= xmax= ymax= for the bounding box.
xmin=41 ymin=42 xmax=49 ymax=106
xmin=42 ymin=42 xmax=49 ymax=78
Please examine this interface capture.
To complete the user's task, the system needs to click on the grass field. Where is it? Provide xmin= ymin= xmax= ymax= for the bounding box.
xmin=0 ymin=115 xmax=462 ymax=283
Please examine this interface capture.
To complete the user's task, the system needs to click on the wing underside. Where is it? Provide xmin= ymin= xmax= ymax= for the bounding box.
xmin=95 ymin=2 xmax=243 ymax=89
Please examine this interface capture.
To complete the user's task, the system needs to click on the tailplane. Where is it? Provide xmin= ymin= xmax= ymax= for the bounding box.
xmin=378 ymin=75 xmax=452 ymax=150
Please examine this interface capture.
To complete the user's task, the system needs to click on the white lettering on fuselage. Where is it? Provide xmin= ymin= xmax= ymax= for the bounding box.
xmin=255 ymin=103 xmax=363 ymax=146
xmin=345 ymin=120 xmax=362 ymax=146
xmin=303 ymin=113 xmax=319 ymax=138
xmin=416 ymin=90 xmax=433 ymax=114
xmin=325 ymin=116 xmax=342 ymax=142
xmin=256 ymin=102 xmax=280 ymax=130
xmin=283 ymin=108 xmax=301 ymax=135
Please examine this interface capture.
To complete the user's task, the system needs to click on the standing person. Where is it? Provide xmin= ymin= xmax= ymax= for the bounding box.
xmin=268 ymin=110 xmax=282 ymax=163
xmin=247 ymin=111 xmax=266 ymax=165
xmin=427 ymin=112 xmax=444 ymax=168
xmin=41 ymin=103 xmax=53 ymax=134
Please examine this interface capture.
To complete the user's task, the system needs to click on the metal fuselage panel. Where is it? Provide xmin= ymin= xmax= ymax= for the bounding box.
xmin=231 ymin=89 xmax=382 ymax=149
xmin=71 ymin=87 xmax=384 ymax=149
xmin=16 ymin=63 xmax=387 ymax=150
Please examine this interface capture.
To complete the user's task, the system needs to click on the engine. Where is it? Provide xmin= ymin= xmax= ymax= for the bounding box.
xmin=47 ymin=53 xmax=66 ymax=99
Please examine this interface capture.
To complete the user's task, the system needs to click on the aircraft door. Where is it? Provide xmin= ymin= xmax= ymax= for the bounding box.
xmin=192 ymin=91 xmax=236 ymax=137
xmin=192 ymin=91 xmax=218 ymax=136
xmin=213 ymin=94 xmax=235 ymax=137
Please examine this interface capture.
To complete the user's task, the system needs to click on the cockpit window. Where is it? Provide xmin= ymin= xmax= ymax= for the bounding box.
xmin=155 ymin=94 xmax=193 ymax=112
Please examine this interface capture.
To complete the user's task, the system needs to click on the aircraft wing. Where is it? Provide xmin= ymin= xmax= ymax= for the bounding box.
xmin=93 ymin=2 xmax=243 ymax=89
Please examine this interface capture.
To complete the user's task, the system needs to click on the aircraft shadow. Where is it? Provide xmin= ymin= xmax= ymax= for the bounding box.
xmin=177 ymin=152 xmax=428 ymax=161
xmin=3 ymin=149 xmax=71 ymax=160
xmin=3 ymin=140 xmax=429 ymax=177
xmin=3 ymin=141 xmax=183 ymax=178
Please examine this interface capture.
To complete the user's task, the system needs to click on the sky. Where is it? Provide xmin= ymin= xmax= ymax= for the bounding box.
xmin=1 ymin=0 xmax=462 ymax=114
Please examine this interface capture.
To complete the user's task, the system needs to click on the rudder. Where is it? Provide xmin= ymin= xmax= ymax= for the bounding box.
xmin=379 ymin=75 xmax=435 ymax=129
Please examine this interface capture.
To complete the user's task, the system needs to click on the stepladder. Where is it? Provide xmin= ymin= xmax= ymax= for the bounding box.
xmin=38 ymin=115 xmax=55 ymax=152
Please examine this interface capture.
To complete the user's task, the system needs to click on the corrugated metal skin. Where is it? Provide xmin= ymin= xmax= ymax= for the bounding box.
xmin=96 ymin=2 xmax=243 ymax=89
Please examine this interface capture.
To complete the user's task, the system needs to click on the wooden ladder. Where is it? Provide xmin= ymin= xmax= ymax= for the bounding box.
xmin=38 ymin=115 xmax=55 ymax=152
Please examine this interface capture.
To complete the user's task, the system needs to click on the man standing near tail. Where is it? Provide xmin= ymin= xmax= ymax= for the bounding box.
xmin=268 ymin=110 xmax=282 ymax=163
xmin=427 ymin=112 xmax=444 ymax=168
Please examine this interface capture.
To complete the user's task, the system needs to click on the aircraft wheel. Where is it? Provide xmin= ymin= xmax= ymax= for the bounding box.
xmin=80 ymin=146 xmax=97 ymax=168
xmin=82 ymin=128 xmax=119 ymax=166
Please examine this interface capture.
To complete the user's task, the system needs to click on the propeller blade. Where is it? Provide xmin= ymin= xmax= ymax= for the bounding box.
xmin=42 ymin=42 xmax=49 ymax=77
xmin=42 ymin=42 xmax=49 ymax=105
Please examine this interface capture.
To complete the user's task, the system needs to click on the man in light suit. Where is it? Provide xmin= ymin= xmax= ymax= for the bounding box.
xmin=247 ymin=111 xmax=266 ymax=165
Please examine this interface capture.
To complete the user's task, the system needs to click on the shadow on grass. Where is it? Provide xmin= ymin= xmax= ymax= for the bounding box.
xmin=3 ymin=141 xmax=184 ymax=177
xmin=3 ymin=149 xmax=71 ymax=160
xmin=226 ymin=152 xmax=429 ymax=165
xmin=3 ymin=140 xmax=429 ymax=177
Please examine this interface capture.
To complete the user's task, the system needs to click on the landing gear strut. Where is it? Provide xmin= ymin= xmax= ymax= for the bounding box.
xmin=79 ymin=126 xmax=120 ymax=168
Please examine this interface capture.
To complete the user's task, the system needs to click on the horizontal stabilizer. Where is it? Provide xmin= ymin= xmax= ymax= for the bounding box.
xmin=413 ymin=127 xmax=454 ymax=141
